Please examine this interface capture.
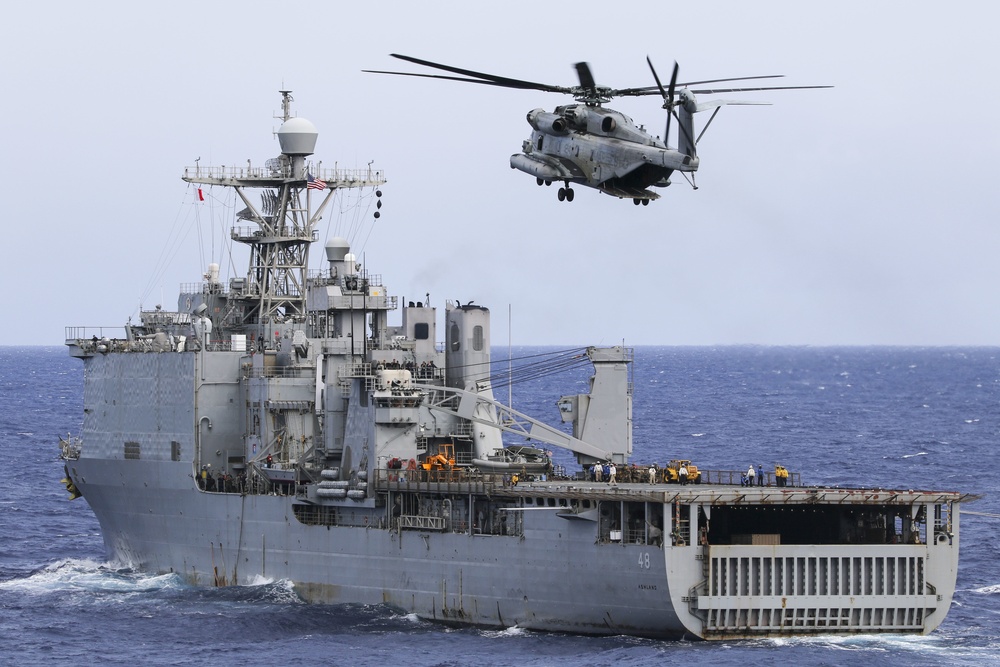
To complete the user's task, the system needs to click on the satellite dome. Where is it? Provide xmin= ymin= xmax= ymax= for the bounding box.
xmin=277 ymin=116 xmax=318 ymax=156
xmin=325 ymin=237 xmax=350 ymax=262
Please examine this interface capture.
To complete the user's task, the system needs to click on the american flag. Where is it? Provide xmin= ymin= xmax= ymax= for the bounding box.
xmin=307 ymin=173 xmax=326 ymax=190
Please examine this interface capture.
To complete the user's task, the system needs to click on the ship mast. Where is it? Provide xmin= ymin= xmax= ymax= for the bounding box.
xmin=182 ymin=91 xmax=385 ymax=329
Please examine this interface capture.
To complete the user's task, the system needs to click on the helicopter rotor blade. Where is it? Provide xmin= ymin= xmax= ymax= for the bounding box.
xmin=679 ymin=74 xmax=785 ymax=87
xmin=646 ymin=57 xmax=680 ymax=147
xmin=688 ymin=84 xmax=833 ymax=94
xmin=362 ymin=69 xmax=565 ymax=91
xmin=646 ymin=56 xmax=667 ymax=98
xmin=368 ymin=54 xmax=832 ymax=110
xmin=665 ymin=61 xmax=679 ymax=146
xmin=574 ymin=62 xmax=597 ymax=91
xmin=615 ymin=74 xmax=786 ymax=97
xmin=381 ymin=53 xmax=570 ymax=93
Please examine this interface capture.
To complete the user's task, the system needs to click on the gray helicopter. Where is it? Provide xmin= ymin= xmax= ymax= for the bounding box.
xmin=365 ymin=54 xmax=830 ymax=204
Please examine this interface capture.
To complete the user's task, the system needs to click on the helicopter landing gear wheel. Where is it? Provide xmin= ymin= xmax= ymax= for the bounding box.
xmin=536 ymin=177 xmax=544 ymax=186
xmin=544 ymin=180 xmax=552 ymax=186
xmin=633 ymin=198 xmax=641 ymax=206
xmin=557 ymin=187 xmax=566 ymax=202
xmin=566 ymin=187 xmax=574 ymax=202
xmin=642 ymin=199 xmax=649 ymax=206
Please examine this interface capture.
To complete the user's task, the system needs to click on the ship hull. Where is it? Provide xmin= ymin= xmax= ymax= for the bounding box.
xmin=66 ymin=455 xmax=960 ymax=639
xmin=69 ymin=458 xmax=689 ymax=637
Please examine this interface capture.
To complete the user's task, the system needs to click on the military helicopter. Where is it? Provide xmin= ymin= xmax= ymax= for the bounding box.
xmin=365 ymin=54 xmax=830 ymax=204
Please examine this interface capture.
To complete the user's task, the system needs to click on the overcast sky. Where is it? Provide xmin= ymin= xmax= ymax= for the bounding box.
xmin=3 ymin=1 xmax=998 ymax=346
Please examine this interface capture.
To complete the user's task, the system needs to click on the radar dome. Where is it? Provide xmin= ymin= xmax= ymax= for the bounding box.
xmin=277 ymin=117 xmax=318 ymax=156
xmin=325 ymin=237 xmax=350 ymax=262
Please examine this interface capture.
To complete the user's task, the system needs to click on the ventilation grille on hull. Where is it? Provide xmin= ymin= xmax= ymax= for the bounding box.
xmin=696 ymin=546 xmax=937 ymax=635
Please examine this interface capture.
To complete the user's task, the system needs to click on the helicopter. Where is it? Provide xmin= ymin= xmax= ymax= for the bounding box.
xmin=365 ymin=54 xmax=830 ymax=205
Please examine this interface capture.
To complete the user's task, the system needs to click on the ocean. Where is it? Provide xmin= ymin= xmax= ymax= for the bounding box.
xmin=1 ymin=345 xmax=997 ymax=666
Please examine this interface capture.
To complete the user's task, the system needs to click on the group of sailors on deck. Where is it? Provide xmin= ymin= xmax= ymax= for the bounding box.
xmin=740 ymin=464 xmax=791 ymax=487
xmin=586 ymin=461 xmax=792 ymax=487
xmin=198 ymin=464 xmax=247 ymax=493
xmin=375 ymin=359 xmax=438 ymax=378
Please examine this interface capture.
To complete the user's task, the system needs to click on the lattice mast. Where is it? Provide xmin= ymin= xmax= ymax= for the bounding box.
xmin=182 ymin=91 xmax=385 ymax=326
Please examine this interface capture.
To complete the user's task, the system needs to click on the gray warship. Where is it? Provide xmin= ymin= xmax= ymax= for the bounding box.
xmin=61 ymin=91 xmax=969 ymax=639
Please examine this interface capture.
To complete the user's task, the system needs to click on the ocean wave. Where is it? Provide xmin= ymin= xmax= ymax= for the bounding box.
xmin=480 ymin=625 xmax=529 ymax=638
xmin=767 ymin=632 xmax=946 ymax=655
xmin=970 ymin=584 xmax=1000 ymax=595
xmin=0 ymin=558 xmax=184 ymax=596
xmin=227 ymin=577 xmax=302 ymax=604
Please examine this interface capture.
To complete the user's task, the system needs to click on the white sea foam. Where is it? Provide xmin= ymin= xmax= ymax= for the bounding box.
xmin=902 ymin=452 xmax=928 ymax=459
xmin=0 ymin=559 xmax=183 ymax=596
xmin=971 ymin=584 xmax=1000 ymax=595
xmin=239 ymin=576 xmax=301 ymax=603
xmin=245 ymin=573 xmax=276 ymax=586
xmin=768 ymin=632 xmax=945 ymax=655
xmin=481 ymin=625 xmax=527 ymax=638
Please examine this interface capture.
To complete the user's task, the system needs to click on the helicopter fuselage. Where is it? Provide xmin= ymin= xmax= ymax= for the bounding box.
xmin=365 ymin=53 xmax=828 ymax=204
xmin=510 ymin=104 xmax=698 ymax=201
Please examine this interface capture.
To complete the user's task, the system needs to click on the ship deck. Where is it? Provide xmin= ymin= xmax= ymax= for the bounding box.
xmin=372 ymin=469 xmax=969 ymax=506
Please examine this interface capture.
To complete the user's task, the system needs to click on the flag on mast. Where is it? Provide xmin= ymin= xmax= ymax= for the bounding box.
xmin=307 ymin=173 xmax=326 ymax=190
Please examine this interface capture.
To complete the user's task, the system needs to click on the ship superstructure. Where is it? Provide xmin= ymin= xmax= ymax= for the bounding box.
xmin=61 ymin=92 xmax=969 ymax=639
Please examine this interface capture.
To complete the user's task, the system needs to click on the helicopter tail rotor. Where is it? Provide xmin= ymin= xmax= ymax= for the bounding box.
xmin=647 ymin=58 xmax=696 ymax=156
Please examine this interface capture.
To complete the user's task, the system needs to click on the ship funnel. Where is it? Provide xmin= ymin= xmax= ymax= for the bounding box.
xmin=277 ymin=117 xmax=318 ymax=156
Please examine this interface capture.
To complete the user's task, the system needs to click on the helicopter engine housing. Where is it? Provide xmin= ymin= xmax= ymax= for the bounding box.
xmin=526 ymin=109 xmax=569 ymax=136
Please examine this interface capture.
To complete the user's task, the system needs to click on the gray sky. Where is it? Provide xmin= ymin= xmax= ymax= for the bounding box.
xmin=4 ymin=1 xmax=998 ymax=346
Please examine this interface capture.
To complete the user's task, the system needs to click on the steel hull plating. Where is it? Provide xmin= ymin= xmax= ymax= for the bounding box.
xmin=69 ymin=458 xmax=689 ymax=637
xmin=66 ymin=454 xmax=961 ymax=639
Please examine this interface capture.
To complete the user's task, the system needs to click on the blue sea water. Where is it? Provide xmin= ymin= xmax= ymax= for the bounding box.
xmin=1 ymin=345 xmax=998 ymax=666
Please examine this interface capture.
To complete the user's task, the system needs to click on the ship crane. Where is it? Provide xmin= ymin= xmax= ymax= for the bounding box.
xmin=413 ymin=383 xmax=618 ymax=464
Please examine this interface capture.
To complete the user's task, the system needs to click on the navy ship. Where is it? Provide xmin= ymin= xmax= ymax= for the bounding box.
xmin=60 ymin=91 xmax=969 ymax=639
